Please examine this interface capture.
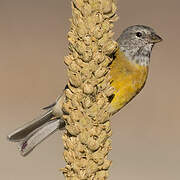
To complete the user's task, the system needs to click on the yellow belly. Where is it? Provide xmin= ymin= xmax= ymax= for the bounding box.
xmin=109 ymin=49 xmax=148 ymax=114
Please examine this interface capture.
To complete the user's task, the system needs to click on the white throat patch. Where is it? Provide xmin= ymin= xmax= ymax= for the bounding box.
xmin=120 ymin=43 xmax=153 ymax=66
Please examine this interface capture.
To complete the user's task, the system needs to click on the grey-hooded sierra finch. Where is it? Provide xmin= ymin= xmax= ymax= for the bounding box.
xmin=8 ymin=25 xmax=162 ymax=156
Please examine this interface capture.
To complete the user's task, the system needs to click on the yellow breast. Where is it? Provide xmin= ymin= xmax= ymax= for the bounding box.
xmin=109 ymin=49 xmax=148 ymax=114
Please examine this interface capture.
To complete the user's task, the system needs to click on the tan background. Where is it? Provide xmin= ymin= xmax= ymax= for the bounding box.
xmin=1 ymin=0 xmax=180 ymax=179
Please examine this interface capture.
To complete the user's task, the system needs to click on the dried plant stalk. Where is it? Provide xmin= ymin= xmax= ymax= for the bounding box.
xmin=61 ymin=0 xmax=118 ymax=179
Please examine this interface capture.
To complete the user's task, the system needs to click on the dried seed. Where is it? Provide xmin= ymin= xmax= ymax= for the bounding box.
xmin=103 ymin=40 xmax=118 ymax=55
xmin=102 ymin=0 xmax=113 ymax=14
xmin=83 ymin=82 xmax=94 ymax=94
xmin=94 ymin=66 xmax=108 ymax=78
xmin=66 ymin=124 xmax=80 ymax=136
xmin=87 ymin=138 xmax=100 ymax=151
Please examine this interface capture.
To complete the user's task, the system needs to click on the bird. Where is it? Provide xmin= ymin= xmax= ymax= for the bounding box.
xmin=7 ymin=25 xmax=162 ymax=156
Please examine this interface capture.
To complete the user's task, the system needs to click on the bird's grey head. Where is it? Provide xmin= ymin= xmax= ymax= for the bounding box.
xmin=117 ymin=25 xmax=162 ymax=66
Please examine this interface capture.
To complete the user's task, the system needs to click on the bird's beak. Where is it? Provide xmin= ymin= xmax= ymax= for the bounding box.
xmin=149 ymin=33 xmax=163 ymax=43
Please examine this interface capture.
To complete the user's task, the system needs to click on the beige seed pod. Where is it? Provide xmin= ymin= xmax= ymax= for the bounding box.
xmin=87 ymin=137 xmax=100 ymax=151
xmin=87 ymin=104 xmax=98 ymax=118
xmin=97 ymin=79 xmax=110 ymax=91
xmin=74 ymin=41 xmax=86 ymax=55
xmin=69 ymin=61 xmax=81 ymax=72
xmin=83 ymin=35 xmax=92 ymax=46
xmin=72 ymin=49 xmax=79 ymax=59
xmin=104 ymin=86 xmax=114 ymax=96
xmin=73 ymin=0 xmax=84 ymax=11
xmin=83 ymin=82 xmax=94 ymax=94
xmin=79 ymin=130 xmax=89 ymax=144
xmin=103 ymin=1 xmax=117 ymax=18
xmin=107 ymin=130 xmax=112 ymax=138
xmin=79 ymin=158 xmax=88 ymax=169
xmin=82 ymin=96 xmax=92 ymax=109
xmin=102 ymin=159 xmax=112 ymax=170
xmin=97 ymin=97 xmax=106 ymax=110
xmin=89 ymin=60 xmax=98 ymax=72
xmin=93 ymin=52 xmax=105 ymax=64
xmin=64 ymin=55 xmax=73 ymax=66
xmin=93 ymin=126 xmax=102 ymax=137
xmin=76 ymin=143 xmax=85 ymax=153
xmin=64 ymin=88 xmax=73 ymax=100
xmin=70 ymin=110 xmax=83 ymax=122
xmin=95 ymin=12 xmax=104 ymax=24
xmin=71 ymin=97 xmax=81 ymax=109
xmin=94 ymin=170 xmax=108 ymax=180
xmin=98 ymin=33 xmax=110 ymax=47
xmin=78 ymin=171 xmax=87 ymax=180
xmin=62 ymin=135 xmax=68 ymax=149
xmin=101 ymin=56 xmax=112 ymax=67
xmin=89 ymin=127 xmax=99 ymax=138
xmin=109 ymin=14 xmax=119 ymax=22
xmin=82 ymin=50 xmax=93 ymax=62
xmin=68 ymin=136 xmax=79 ymax=147
xmin=103 ymin=40 xmax=118 ymax=55
xmin=79 ymin=116 xmax=91 ymax=128
xmin=80 ymin=66 xmax=91 ymax=80
xmin=102 ymin=0 xmax=113 ymax=14
xmin=81 ymin=3 xmax=92 ymax=17
xmin=69 ymin=72 xmax=82 ymax=87
xmin=77 ymin=26 xmax=88 ymax=38
xmin=93 ymin=25 xmax=103 ymax=39
xmin=91 ymin=42 xmax=99 ymax=53
xmin=96 ymin=91 xmax=106 ymax=100
xmin=62 ymin=100 xmax=73 ymax=114
xmin=63 ymin=136 xmax=75 ymax=150
xmin=75 ymin=91 xmax=84 ymax=102
xmin=102 ymin=121 xmax=111 ymax=133
xmin=94 ymin=66 xmax=108 ymax=78
xmin=96 ymin=110 xmax=110 ymax=124
xmin=64 ymin=150 xmax=74 ymax=164
xmin=72 ymin=5 xmax=82 ymax=25
xmin=102 ymin=19 xmax=111 ymax=33
xmin=105 ymin=72 xmax=113 ymax=83
xmin=69 ymin=149 xmax=77 ymax=160
xmin=60 ymin=165 xmax=69 ymax=173
xmin=92 ymin=151 xmax=105 ymax=165
xmin=78 ymin=20 xmax=88 ymax=33
xmin=66 ymin=124 xmax=80 ymax=136
xmin=62 ymin=114 xmax=73 ymax=124
xmin=86 ymin=15 xmax=97 ymax=31
xmin=75 ymin=58 xmax=87 ymax=68
xmin=68 ymin=31 xmax=76 ymax=44
xmin=98 ymin=130 xmax=108 ymax=144
xmin=68 ymin=82 xmax=83 ymax=94
xmin=89 ymin=0 xmax=101 ymax=12
xmin=102 ymin=139 xmax=112 ymax=156
xmin=86 ymin=160 xmax=99 ymax=175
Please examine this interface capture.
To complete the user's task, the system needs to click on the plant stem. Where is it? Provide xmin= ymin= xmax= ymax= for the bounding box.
xmin=61 ymin=0 xmax=118 ymax=179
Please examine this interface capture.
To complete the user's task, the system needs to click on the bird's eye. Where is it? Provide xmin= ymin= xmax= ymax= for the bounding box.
xmin=136 ymin=32 xmax=142 ymax=37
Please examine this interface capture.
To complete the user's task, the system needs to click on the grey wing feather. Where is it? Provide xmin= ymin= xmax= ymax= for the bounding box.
xmin=7 ymin=93 xmax=66 ymax=156
xmin=7 ymin=109 xmax=53 ymax=142
xmin=19 ymin=119 xmax=65 ymax=156
xmin=42 ymin=102 xmax=56 ymax=110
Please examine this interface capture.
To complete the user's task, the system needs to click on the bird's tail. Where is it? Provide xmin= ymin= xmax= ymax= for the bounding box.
xmin=7 ymin=110 xmax=65 ymax=156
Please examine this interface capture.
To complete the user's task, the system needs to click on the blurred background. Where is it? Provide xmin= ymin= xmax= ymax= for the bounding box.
xmin=0 ymin=0 xmax=179 ymax=179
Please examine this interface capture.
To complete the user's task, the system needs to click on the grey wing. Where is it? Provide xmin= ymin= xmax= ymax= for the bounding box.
xmin=42 ymin=103 xmax=56 ymax=110
xmin=19 ymin=118 xmax=65 ymax=156
xmin=7 ymin=109 xmax=54 ymax=142
xmin=7 ymin=91 xmax=67 ymax=156
xmin=7 ymin=92 xmax=65 ymax=142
